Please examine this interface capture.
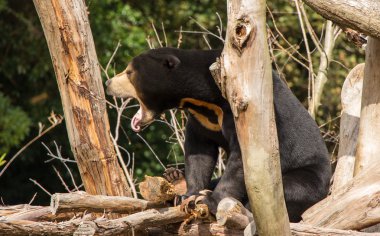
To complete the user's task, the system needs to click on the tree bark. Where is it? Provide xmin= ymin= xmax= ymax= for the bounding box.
xmin=51 ymin=192 xmax=166 ymax=215
xmin=33 ymin=0 xmax=130 ymax=196
xmin=331 ymin=63 xmax=364 ymax=193
xmin=302 ymin=163 xmax=380 ymax=230
xmin=301 ymin=0 xmax=380 ymax=39
xmin=212 ymin=1 xmax=290 ymax=235
xmin=354 ymin=38 xmax=380 ymax=175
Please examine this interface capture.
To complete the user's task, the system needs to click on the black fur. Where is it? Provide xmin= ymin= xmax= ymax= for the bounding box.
xmin=110 ymin=48 xmax=331 ymax=222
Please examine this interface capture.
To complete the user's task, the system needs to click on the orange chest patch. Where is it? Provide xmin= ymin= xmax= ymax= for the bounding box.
xmin=179 ymin=98 xmax=223 ymax=132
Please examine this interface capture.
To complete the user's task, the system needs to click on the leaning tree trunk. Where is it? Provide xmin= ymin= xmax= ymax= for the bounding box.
xmin=354 ymin=38 xmax=380 ymax=175
xmin=212 ymin=0 xmax=290 ymax=235
xmin=33 ymin=0 xmax=131 ymax=197
xmin=301 ymin=0 xmax=380 ymax=39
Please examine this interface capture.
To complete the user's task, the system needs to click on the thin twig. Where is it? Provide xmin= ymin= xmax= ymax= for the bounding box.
xmin=136 ymin=133 xmax=166 ymax=169
xmin=42 ymin=141 xmax=76 ymax=163
xmin=161 ymin=22 xmax=168 ymax=47
xmin=110 ymin=133 xmax=138 ymax=198
xmin=61 ymin=161 xmax=79 ymax=192
xmin=29 ymin=178 xmax=51 ymax=196
xmin=28 ymin=193 xmax=38 ymax=205
xmin=151 ymin=21 xmax=163 ymax=47
xmin=294 ymin=0 xmax=315 ymax=111
xmin=189 ymin=16 xmax=224 ymax=42
xmin=53 ymin=165 xmax=71 ymax=193
xmin=177 ymin=26 xmax=183 ymax=48
xmin=105 ymin=41 xmax=122 ymax=74
xmin=299 ymin=4 xmax=323 ymax=54
xmin=267 ymin=6 xmax=308 ymax=62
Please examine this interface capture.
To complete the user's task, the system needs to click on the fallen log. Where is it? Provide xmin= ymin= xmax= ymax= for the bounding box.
xmin=0 ymin=219 xmax=83 ymax=236
xmin=332 ymin=63 xmax=364 ymax=193
xmin=0 ymin=206 xmax=188 ymax=236
xmin=51 ymin=191 xmax=166 ymax=215
xmin=0 ymin=205 xmax=78 ymax=222
xmin=290 ymin=223 xmax=380 ymax=236
xmin=302 ymin=163 xmax=380 ymax=230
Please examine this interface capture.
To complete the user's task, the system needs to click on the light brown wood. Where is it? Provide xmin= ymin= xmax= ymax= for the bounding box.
xmin=216 ymin=197 xmax=253 ymax=230
xmin=302 ymin=0 xmax=380 ymax=39
xmin=51 ymin=192 xmax=166 ymax=215
xmin=139 ymin=176 xmax=176 ymax=202
xmin=179 ymin=223 xmax=244 ymax=236
xmin=0 ymin=207 xmax=188 ymax=235
xmin=332 ymin=63 xmax=364 ymax=193
xmin=214 ymin=1 xmax=290 ymax=235
xmin=290 ymin=223 xmax=380 ymax=236
xmin=355 ymin=38 xmax=380 ymax=175
xmin=2 ymin=208 xmax=379 ymax=235
xmin=0 ymin=205 xmax=78 ymax=222
xmin=33 ymin=0 xmax=130 ymax=197
xmin=302 ymin=163 xmax=380 ymax=230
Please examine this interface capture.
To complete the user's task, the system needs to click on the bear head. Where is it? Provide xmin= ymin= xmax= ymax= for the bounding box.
xmin=105 ymin=49 xmax=181 ymax=132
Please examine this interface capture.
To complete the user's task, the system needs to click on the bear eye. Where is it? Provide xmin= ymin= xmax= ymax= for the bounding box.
xmin=126 ymin=70 xmax=133 ymax=78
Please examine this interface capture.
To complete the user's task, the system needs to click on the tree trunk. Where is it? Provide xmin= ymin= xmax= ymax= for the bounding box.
xmin=301 ymin=0 xmax=380 ymax=39
xmin=302 ymin=163 xmax=380 ymax=230
xmin=331 ymin=63 xmax=363 ymax=193
xmin=33 ymin=0 xmax=130 ymax=196
xmin=212 ymin=1 xmax=290 ymax=235
xmin=354 ymin=38 xmax=380 ymax=175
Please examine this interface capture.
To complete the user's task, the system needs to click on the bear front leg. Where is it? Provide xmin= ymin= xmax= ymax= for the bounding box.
xmin=200 ymin=108 xmax=247 ymax=214
xmin=202 ymin=150 xmax=246 ymax=214
xmin=184 ymin=123 xmax=219 ymax=196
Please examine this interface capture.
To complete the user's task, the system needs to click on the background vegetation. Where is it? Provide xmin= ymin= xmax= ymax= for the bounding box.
xmin=0 ymin=0 xmax=364 ymax=205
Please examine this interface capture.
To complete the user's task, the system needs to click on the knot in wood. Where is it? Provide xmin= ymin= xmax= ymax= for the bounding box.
xmin=232 ymin=15 xmax=256 ymax=55
xmin=231 ymin=94 xmax=248 ymax=118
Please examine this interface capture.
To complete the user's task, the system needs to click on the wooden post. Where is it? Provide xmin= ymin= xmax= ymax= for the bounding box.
xmin=214 ymin=0 xmax=290 ymax=235
xmin=354 ymin=38 xmax=380 ymax=175
xmin=33 ymin=0 xmax=131 ymax=196
xmin=331 ymin=64 xmax=363 ymax=193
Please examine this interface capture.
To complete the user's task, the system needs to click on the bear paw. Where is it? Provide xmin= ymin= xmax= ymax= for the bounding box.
xmin=163 ymin=167 xmax=187 ymax=196
xmin=179 ymin=190 xmax=215 ymax=216
xmin=163 ymin=167 xmax=184 ymax=183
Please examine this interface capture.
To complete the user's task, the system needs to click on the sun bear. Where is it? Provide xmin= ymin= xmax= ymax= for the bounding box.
xmin=105 ymin=47 xmax=331 ymax=222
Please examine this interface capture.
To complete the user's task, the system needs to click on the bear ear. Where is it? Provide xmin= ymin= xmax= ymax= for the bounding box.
xmin=164 ymin=55 xmax=180 ymax=69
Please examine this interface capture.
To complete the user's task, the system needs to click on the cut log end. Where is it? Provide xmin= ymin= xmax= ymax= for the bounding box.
xmin=139 ymin=176 xmax=176 ymax=202
xmin=216 ymin=197 xmax=253 ymax=230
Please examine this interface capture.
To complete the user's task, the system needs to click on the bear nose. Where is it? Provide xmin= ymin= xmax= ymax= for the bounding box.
xmin=105 ymin=79 xmax=111 ymax=86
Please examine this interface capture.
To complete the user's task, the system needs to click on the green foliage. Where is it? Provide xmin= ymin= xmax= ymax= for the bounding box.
xmin=0 ymin=93 xmax=31 ymax=153
xmin=0 ymin=153 xmax=6 ymax=167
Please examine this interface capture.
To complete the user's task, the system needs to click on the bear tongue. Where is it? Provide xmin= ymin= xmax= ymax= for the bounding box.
xmin=131 ymin=108 xmax=143 ymax=132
